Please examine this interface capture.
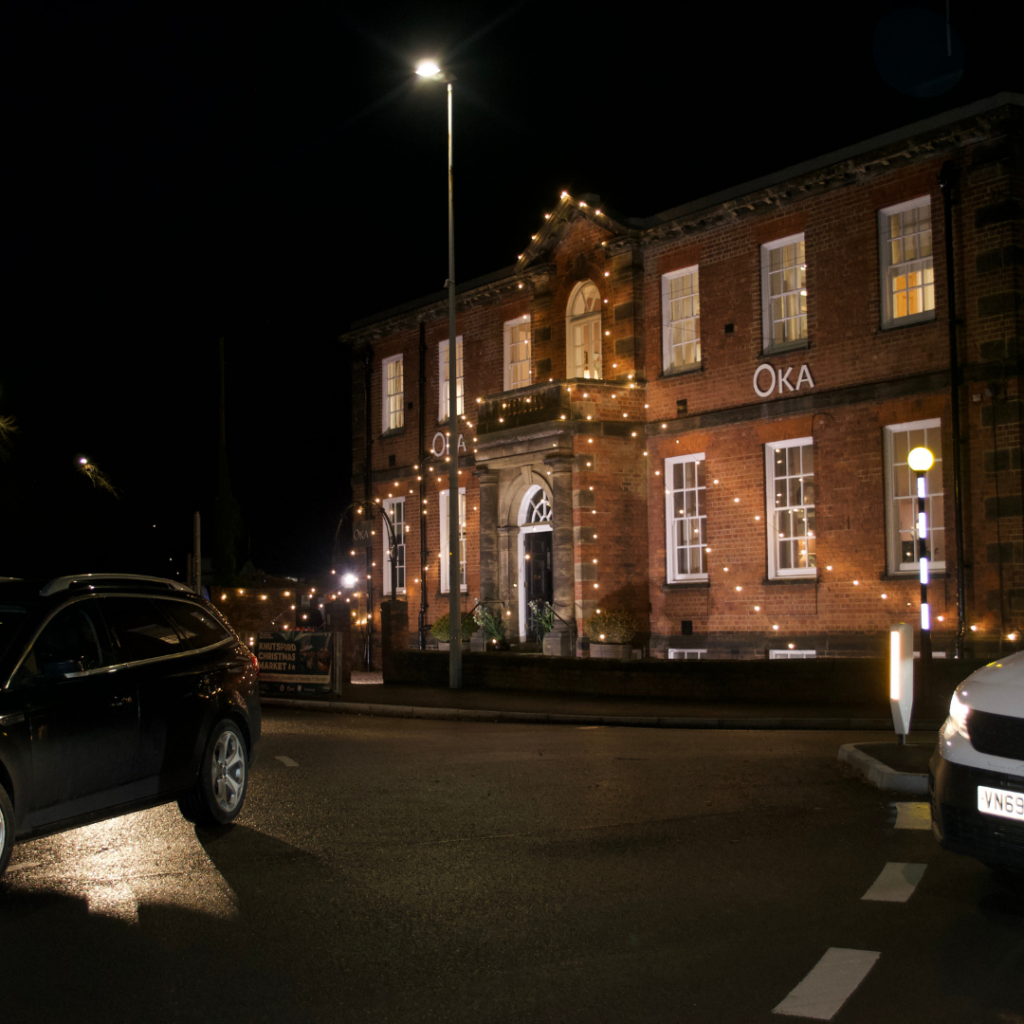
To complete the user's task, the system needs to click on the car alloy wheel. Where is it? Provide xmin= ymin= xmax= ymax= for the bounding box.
xmin=0 ymin=785 xmax=14 ymax=879
xmin=210 ymin=726 xmax=246 ymax=815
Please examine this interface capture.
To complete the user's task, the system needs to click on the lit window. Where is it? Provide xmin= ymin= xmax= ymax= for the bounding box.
xmin=765 ymin=437 xmax=816 ymax=579
xmin=382 ymin=497 xmax=406 ymax=595
xmin=438 ymin=337 xmax=464 ymax=422
xmin=761 ymin=234 xmax=807 ymax=350
xmin=566 ymin=281 xmax=602 ymax=379
xmin=504 ymin=316 xmax=532 ymax=390
xmin=661 ymin=267 xmax=700 ymax=371
xmin=884 ymin=419 xmax=944 ymax=575
xmin=382 ymin=354 xmax=404 ymax=433
xmin=879 ymin=196 xmax=934 ymax=328
xmin=664 ymin=453 xmax=707 ymax=582
xmin=439 ymin=488 xmax=467 ymax=593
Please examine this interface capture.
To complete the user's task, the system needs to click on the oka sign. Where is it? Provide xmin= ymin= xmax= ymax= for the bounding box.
xmin=752 ymin=363 xmax=815 ymax=399
xmin=431 ymin=431 xmax=468 ymax=458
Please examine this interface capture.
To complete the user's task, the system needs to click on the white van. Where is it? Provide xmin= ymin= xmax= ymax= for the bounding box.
xmin=930 ymin=651 xmax=1024 ymax=870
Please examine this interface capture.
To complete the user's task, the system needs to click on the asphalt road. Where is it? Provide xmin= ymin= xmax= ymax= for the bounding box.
xmin=2 ymin=710 xmax=1022 ymax=1023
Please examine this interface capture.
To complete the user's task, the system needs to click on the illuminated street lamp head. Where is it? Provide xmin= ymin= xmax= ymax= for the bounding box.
xmin=907 ymin=446 xmax=934 ymax=473
xmin=415 ymin=59 xmax=453 ymax=83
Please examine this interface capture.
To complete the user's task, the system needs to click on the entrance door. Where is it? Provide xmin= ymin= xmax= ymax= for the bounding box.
xmin=523 ymin=530 xmax=553 ymax=642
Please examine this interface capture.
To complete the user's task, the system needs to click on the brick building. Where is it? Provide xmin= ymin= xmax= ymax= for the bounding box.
xmin=340 ymin=93 xmax=1023 ymax=664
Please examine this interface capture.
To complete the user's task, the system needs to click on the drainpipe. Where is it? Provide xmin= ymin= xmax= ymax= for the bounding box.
xmin=364 ymin=344 xmax=374 ymax=669
xmin=418 ymin=320 xmax=429 ymax=649
xmin=939 ymin=160 xmax=967 ymax=659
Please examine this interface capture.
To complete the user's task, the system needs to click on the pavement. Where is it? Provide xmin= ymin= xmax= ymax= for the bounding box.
xmin=261 ymin=670 xmax=940 ymax=795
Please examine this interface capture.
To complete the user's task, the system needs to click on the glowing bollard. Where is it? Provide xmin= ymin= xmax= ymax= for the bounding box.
xmin=890 ymin=622 xmax=914 ymax=744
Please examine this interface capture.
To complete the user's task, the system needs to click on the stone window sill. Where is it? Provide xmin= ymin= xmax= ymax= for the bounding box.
xmin=878 ymin=570 xmax=948 ymax=581
xmin=762 ymin=339 xmax=810 ymax=356
xmin=662 ymin=580 xmax=710 ymax=592
xmin=660 ymin=363 xmax=703 ymax=380
xmin=762 ymin=576 xmax=818 ymax=585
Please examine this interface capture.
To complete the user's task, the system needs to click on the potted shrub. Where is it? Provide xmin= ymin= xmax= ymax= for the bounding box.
xmin=584 ymin=609 xmax=638 ymax=660
xmin=431 ymin=613 xmax=475 ymax=651
xmin=472 ymin=604 xmax=509 ymax=651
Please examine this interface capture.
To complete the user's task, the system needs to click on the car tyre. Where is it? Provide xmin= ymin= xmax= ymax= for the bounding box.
xmin=0 ymin=785 xmax=14 ymax=880
xmin=178 ymin=720 xmax=248 ymax=827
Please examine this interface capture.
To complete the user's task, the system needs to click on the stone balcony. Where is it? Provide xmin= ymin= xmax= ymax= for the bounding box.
xmin=475 ymin=380 xmax=646 ymax=437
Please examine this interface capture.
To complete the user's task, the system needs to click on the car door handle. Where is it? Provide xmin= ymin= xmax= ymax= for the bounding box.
xmin=109 ymin=695 xmax=133 ymax=707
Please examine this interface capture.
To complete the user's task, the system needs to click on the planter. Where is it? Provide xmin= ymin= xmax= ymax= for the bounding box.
xmin=437 ymin=641 xmax=471 ymax=652
xmin=590 ymin=642 xmax=632 ymax=660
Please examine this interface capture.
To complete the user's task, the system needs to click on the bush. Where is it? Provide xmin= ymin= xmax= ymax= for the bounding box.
xmin=472 ymin=604 xmax=506 ymax=641
xmin=528 ymin=600 xmax=555 ymax=636
xmin=584 ymin=609 xmax=637 ymax=644
xmin=430 ymin=612 xmax=476 ymax=642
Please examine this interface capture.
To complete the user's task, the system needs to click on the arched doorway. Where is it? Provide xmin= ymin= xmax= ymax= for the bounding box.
xmin=517 ymin=485 xmax=553 ymax=641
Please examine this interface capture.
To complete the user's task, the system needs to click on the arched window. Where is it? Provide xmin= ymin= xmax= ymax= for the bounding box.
xmin=526 ymin=488 xmax=552 ymax=524
xmin=566 ymin=281 xmax=602 ymax=379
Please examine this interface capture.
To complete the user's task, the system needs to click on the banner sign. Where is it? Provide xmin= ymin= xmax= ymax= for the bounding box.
xmin=257 ymin=631 xmax=331 ymax=694
xmin=353 ymin=522 xmax=374 ymax=546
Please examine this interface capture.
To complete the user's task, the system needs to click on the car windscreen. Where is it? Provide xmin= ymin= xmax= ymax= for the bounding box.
xmin=0 ymin=604 xmax=31 ymax=661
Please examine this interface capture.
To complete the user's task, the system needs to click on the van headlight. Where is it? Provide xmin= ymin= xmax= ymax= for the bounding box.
xmin=942 ymin=689 xmax=971 ymax=741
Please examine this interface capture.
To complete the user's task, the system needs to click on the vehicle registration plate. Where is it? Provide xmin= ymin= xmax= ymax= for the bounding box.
xmin=978 ymin=786 xmax=1024 ymax=821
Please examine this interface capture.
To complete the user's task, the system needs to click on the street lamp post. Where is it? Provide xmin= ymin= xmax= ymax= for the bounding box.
xmin=417 ymin=59 xmax=462 ymax=689
xmin=908 ymin=446 xmax=935 ymax=662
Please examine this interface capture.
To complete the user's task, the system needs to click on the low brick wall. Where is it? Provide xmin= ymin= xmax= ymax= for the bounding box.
xmin=384 ymin=649 xmax=985 ymax=718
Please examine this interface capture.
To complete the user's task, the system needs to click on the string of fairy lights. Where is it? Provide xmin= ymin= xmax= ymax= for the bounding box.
xmin=345 ymin=187 xmax=1002 ymax=648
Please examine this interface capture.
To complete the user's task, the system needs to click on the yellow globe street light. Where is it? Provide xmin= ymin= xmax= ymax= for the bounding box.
xmin=907 ymin=446 xmax=934 ymax=473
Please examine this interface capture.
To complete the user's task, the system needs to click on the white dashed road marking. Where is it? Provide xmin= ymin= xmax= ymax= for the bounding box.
xmin=894 ymin=802 xmax=931 ymax=829
xmin=276 ymin=755 xmax=299 ymax=767
xmin=861 ymin=862 xmax=927 ymax=902
xmin=773 ymin=947 xmax=880 ymax=1020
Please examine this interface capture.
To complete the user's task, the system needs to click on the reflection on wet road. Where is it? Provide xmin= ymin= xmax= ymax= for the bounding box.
xmin=4 ymin=804 xmax=238 ymax=923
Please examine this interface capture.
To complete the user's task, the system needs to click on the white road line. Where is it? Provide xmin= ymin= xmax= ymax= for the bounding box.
xmin=276 ymin=755 xmax=299 ymax=767
xmin=4 ymin=860 xmax=41 ymax=874
xmin=774 ymin=948 xmax=880 ymax=1020
xmin=861 ymin=862 xmax=927 ymax=902
xmin=894 ymin=802 xmax=931 ymax=829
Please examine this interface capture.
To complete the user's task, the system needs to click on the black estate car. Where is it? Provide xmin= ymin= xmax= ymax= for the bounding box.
xmin=0 ymin=574 xmax=261 ymax=878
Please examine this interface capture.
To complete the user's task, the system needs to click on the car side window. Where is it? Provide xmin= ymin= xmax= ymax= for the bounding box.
xmin=99 ymin=597 xmax=186 ymax=663
xmin=158 ymin=601 xmax=231 ymax=651
xmin=18 ymin=601 xmax=113 ymax=680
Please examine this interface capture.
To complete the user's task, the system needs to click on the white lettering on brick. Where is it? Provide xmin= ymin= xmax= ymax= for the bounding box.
xmin=753 ymin=363 xmax=816 ymax=399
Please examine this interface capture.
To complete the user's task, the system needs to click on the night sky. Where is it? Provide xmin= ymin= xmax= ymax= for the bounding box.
xmin=4 ymin=2 xmax=1021 ymax=583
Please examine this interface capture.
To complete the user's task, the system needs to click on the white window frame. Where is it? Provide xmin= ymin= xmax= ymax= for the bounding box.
xmin=438 ymin=337 xmax=464 ymax=423
xmin=661 ymin=266 xmax=701 ymax=372
xmin=504 ymin=315 xmax=532 ymax=391
xmin=769 ymin=649 xmax=816 ymax=659
xmin=664 ymin=452 xmax=707 ymax=582
xmin=879 ymin=196 xmax=935 ymax=329
xmin=382 ymin=497 xmax=406 ymax=595
xmin=439 ymin=487 xmax=467 ymax=593
xmin=761 ymin=233 xmax=807 ymax=351
xmin=382 ymin=354 xmax=404 ymax=434
xmin=668 ymin=649 xmax=706 ymax=660
xmin=765 ymin=437 xmax=817 ymax=579
xmin=883 ymin=418 xmax=945 ymax=576
xmin=566 ymin=281 xmax=602 ymax=380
